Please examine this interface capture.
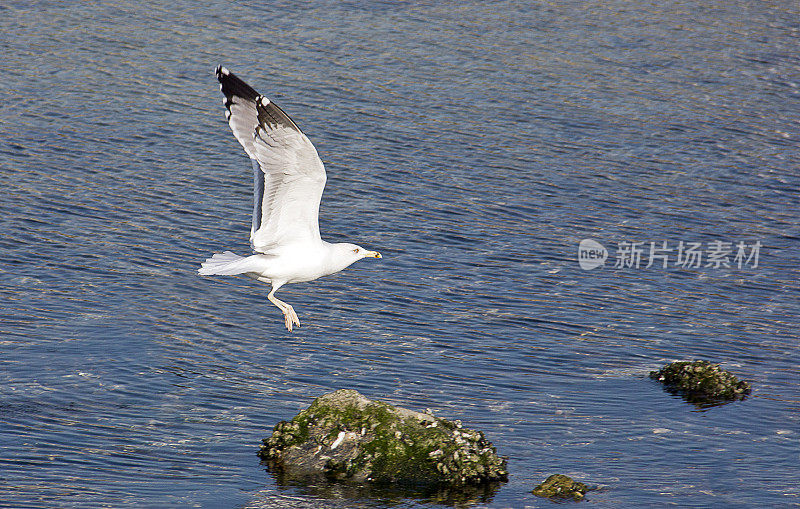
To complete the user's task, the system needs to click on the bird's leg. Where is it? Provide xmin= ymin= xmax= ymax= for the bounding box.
xmin=288 ymin=305 xmax=300 ymax=327
xmin=267 ymin=287 xmax=300 ymax=331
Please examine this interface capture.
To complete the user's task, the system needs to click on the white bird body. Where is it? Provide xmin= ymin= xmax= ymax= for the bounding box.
xmin=199 ymin=67 xmax=380 ymax=331
xmin=201 ymin=242 xmax=366 ymax=284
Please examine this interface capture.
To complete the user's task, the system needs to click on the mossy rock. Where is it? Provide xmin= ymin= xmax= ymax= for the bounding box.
xmin=649 ymin=360 xmax=751 ymax=407
xmin=259 ymin=389 xmax=508 ymax=492
xmin=532 ymin=474 xmax=589 ymax=501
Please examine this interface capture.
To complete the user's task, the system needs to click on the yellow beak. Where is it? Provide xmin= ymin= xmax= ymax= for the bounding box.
xmin=366 ymin=251 xmax=382 ymax=259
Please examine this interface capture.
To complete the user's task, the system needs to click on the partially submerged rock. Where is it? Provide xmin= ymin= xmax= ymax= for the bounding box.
xmin=259 ymin=389 xmax=508 ymax=494
xmin=649 ymin=360 xmax=751 ymax=406
xmin=532 ymin=474 xmax=589 ymax=501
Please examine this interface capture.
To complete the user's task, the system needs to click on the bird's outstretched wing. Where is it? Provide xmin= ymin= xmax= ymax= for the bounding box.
xmin=216 ymin=66 xmax=326 ymax=253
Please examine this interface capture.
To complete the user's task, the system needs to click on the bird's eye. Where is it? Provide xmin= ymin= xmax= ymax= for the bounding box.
xmin=353 ymin=248 xmax=359 ymax=253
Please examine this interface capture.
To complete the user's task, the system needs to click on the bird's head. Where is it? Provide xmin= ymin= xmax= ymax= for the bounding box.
xmin=334 ymin=243 xmax=381 ymax=268
xmin=326 ymin=242 xmax=381 ymax=274
xmin=347 ymin=243 xmax=382 ymax=261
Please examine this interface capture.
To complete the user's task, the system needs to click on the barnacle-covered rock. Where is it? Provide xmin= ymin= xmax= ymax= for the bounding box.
xmin=649 ymin=360 xmax=751 ymax=406
xmin=532 ymin=474 xmax=589 ymax=501
xmin=259 ymin=389 xmax=508 ymax=497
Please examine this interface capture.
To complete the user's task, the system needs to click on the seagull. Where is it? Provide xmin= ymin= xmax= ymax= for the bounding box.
xmin=199 ymin=66 xmax=381 ymax=331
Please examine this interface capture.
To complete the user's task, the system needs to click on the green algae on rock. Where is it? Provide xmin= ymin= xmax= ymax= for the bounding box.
xmin=258 ymin=389 xmax=508 ymax=491
xmin=649 ymin=360 xmax=751 ymax=406
xmin=532 ymin=474 xmax=589 ymax=501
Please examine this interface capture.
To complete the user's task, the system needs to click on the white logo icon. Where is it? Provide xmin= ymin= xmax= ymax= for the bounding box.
xmin=578 ymin=239 xmax=608 ymax=270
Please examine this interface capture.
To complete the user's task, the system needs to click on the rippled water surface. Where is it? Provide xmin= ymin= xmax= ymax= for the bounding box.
xmin=2 ymin=1 xmax=799 ymax=507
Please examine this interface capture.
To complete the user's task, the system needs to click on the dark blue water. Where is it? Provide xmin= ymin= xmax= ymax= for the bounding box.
xmin=2 ymin=1 xmax=798 ymax=507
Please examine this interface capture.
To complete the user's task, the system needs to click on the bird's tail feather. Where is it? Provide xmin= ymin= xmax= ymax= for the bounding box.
xmin=198 ymin=251 xmax=252 ymax=276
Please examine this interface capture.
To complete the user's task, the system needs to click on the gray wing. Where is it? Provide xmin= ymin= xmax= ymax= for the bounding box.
xmin=216 ymin=66 xmax=326 ymax=253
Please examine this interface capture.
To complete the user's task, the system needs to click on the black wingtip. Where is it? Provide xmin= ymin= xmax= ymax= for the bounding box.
xmin=215 ymin=66 xmax=259 ymax=102
xmin=215 ymin=66 xmax=304 ymax=133
xmin=215 ymin=65 xmax=231 ymax=79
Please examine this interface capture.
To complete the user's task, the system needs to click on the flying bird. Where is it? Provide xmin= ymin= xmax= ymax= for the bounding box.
xmin=199 ymin=66 xmax=381 ymax=331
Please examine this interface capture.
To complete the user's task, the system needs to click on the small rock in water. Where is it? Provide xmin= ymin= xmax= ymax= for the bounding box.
xmin=649 ymin=360 xmax=751 ymax=407
xmin=259 ymin=389 xmax=508 ymax=496
xmin=532 ymin=474 xmax=590 ymax=501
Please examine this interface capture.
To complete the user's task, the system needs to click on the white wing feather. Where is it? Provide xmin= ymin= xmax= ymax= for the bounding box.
xmin=216 ymin=67 xmax=327 ymax=253
xmin=250 ymin=102 xmax=326 ymax=252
